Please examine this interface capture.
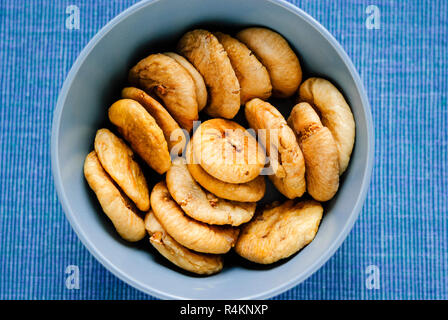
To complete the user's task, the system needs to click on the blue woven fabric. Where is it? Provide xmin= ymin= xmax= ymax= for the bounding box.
xmin=0 ymin=0 xmax=447 ymax=300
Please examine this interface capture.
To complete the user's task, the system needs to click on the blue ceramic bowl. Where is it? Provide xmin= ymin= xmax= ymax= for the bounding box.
xmin=51 ymin=0 xmax=374 ymax=299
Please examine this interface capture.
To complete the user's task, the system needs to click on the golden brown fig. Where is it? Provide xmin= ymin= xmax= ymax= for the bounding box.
xmin=121 ymin=87 xmax=186 ymax=154
xmin=108 ymin=99 xmax=171 ymax=174
xmin=235 ymin=200 xmax=323 ymax=264
xmin=214 ymin=32 xmax=272 ymax=104
xmin=288 ymin=103 xmax=339 ymax=201
xmin=177 ymin=29 xmax=240 ymax=118
xmin=144 ymin=211 xmax=223 ymax=275
xmin=191 ymin=119 xmax=265 ymax=184
xmin=236 ymin=27 xmax=302 ymax=98
xmin=163 ymin=52 xmax=208 ymax=111
xmin=186 ymin=142 xmax=266 ymax=202
xmin=94 ymin=128 xmax=149 ymax=211
xmin=129 ymin=53 xmax=198 ymax=131
xmin=150 ymin=181 xmax=239 ymax=254
xmin=245 ymin=98 xmax=306 ymax=199
xmin=84 ymin=151 xmax=146 ymax=242
xmin=166 ymin=158 xmax=256 ymax=226
xmin=298 ymin=77 xmax=355 ymax=174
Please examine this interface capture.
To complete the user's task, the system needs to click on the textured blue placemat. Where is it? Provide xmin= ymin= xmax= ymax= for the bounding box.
xmin=0 ymin=0 xmax=447 ymax=300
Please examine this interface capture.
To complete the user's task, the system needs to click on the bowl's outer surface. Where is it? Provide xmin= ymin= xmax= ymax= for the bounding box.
xmin=52 ymin=0 xmax=374 ymax=300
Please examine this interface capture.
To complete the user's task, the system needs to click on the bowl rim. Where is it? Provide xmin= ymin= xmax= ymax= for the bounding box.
xmin=51 ymin=0 xmax=374 ymax=300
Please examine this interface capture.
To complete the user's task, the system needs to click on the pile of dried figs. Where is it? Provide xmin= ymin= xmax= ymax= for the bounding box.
xmin=84 ymin=28 xmax=355 ymax=275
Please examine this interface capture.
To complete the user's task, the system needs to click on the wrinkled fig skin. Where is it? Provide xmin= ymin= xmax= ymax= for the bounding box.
xmin=163 ymin=52 xmax=208 ymax=111
xmin=166 ymin=158 xmax=256 ymax=226
xmin=288 ymin=103 xmax=339 ymax=201
xmin=94 ymin=128 xmax=150 ymax=211
xmin=245 ymin=98 xmax=306 ymax=199
xmin=192 ymin=119 xmax=266 ymax=184
xmin=144 ymin=211 xmax=223 ymax=275
xmin=186 ymin=142 xmax=266 ymax=202
xmin=108 ymin=99 xmax=171 ymax=174
xmin=121 ymin=87 xmax=186 ymax=154
xmin=129 ymin=53 xmax=198 ymax=131
xmin=235 ymin=200 xmax=323 ymax=264
xmin=236 ymin=27 xmax=302 ymax=98
xmin=83 ymin=152 xmax=146 ymax=242
xmin=214 ymin=32 xmax=272 ymax=104
xmin=150 ymin=181 xmax=240 ymax=254
xmin=298 ymin=78 xmax=355 ymax=174
xmin=177 ymin=29 xmax=241 ymax=118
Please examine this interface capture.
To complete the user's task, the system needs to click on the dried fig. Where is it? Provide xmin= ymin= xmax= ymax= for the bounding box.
xmin=84 ymin=151 xmax=146 ymax=242
xmin=163 ymin=52 xmax=207 ymax=111
xmin=108 ymin=99 xmax=171 ymax=174
xmin=235 ymin=200 xmax=323 ymax=264
xmin=288 ymin=103 xmax=339 ymax=201
xmin=298 ymin=77 xmax=355 ymax=174
xmin=236 ymin=27 xmax=302 ymax=98
xmin=144 ymin=211 xmax=223 ymax=275
xmin=245 ymin=98 xmax=306 ymax=199
xmin=177 ymin=29 xmax=240 ymax=118
xmin=121 ymin=87 xmax=186 ymax=154
xmin=186 ymin=142 xmax=266 ymax=202
xmin=166 ymin=158 xmax=256 ymax=226
xmin=214 ymin=32 xmax=272 ymax=104
xmin=94 ymin=128 xmax=149 ymax=211
xmin=129 ymin=53 xmax=198 ymax=131
xmin=150 ymin=181 xmax=239 ymax=254
xmin=191 ymin=119 xmax=265 ymax=184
